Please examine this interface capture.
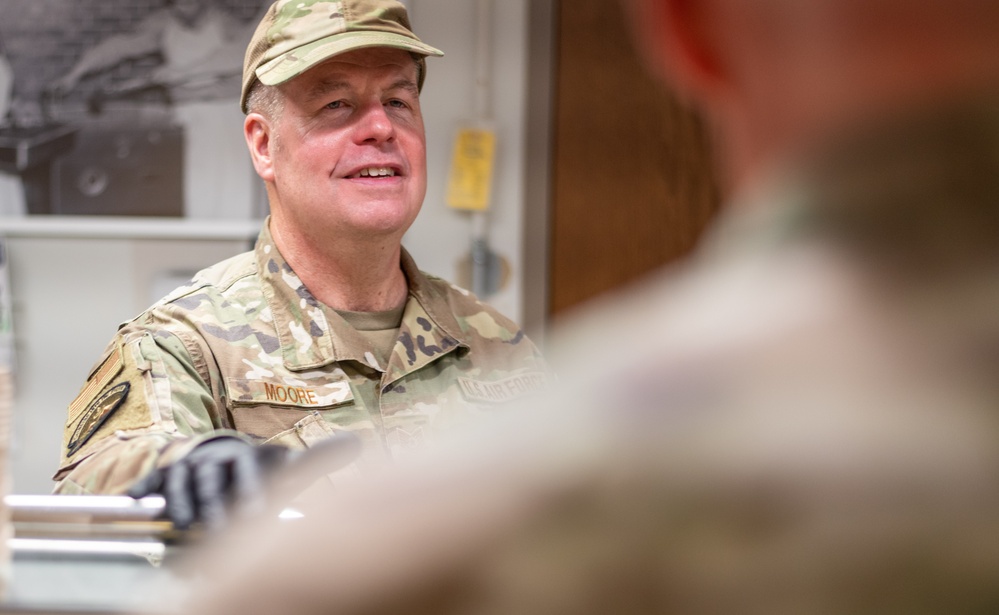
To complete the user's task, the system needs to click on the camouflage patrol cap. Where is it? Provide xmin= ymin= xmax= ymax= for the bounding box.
xmin=241 ymin=0 xmax=444 ymax=113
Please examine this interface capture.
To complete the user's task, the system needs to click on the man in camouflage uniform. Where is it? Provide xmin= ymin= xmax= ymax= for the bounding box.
xmin=53 ymin=0 xmax=549 ymax=528
xmin=183 ymin=0 xmax=999 ymax=612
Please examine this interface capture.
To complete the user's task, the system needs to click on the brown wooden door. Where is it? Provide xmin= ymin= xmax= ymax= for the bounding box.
xmin=549 ymin=0 xmax=721 ymax=318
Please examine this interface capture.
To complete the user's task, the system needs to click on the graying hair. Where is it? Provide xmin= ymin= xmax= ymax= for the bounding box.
xmin=244 ymin=81 xmax=284 ymax=120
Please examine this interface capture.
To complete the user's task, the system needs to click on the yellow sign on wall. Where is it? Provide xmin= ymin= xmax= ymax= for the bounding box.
xmin=446 ymin=127 xmax=497 ymax=211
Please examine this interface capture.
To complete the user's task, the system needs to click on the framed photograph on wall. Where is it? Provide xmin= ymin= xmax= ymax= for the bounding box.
xmin=0 ymin=0 xmax=271 ymax=220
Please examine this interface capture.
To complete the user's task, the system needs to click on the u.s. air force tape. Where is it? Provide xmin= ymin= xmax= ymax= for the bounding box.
xmin=457 ymin=373 xmax=547 ymax=404
xmin=67 ymin=382 xmax=130 ymax=456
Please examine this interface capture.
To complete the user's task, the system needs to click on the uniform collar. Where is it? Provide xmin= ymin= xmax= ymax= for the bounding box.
xmin=255 ymin=220 xmax=468 ymax=373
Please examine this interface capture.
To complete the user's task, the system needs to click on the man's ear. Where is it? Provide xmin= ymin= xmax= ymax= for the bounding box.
xmin=621 ymin=0 xmax=727 ymax=103
xmin=244 ymin=113 xmax=275 ymax=182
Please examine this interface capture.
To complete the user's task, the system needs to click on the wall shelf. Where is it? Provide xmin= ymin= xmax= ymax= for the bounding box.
xmin=0 ymin=216 xmax=263 ymax=240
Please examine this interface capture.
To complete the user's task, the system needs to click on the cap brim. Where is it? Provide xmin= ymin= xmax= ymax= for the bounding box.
xmin=256 ymin=31 xmax=444 ymax=87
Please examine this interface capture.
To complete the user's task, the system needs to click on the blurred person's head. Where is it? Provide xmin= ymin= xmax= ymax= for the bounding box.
xmin=623 ymin=0 xmax=999 ymax=190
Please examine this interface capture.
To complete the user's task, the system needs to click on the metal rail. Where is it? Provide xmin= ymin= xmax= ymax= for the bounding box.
xmin=6 ymin=495 xmax=173 ymax=541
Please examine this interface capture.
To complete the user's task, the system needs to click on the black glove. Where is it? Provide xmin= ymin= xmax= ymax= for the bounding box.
xmin=127 ymin=437 xmax=290 ymax=531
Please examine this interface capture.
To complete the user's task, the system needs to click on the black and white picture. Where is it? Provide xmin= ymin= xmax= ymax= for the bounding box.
xmin=0 ymin=0 xmax=270 ymax=219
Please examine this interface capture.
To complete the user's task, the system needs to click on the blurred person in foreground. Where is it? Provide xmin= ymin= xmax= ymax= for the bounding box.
xmin=52 ymin=0 xmax=549 ymax=530
xmin=183 ymin=0 xmax=999 ymax=612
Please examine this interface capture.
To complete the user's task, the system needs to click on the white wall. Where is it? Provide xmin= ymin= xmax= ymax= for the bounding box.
xmin=5 ymin=234 xmax=255 ymax=494
xmin=0 ymin=0 xmax=541 ymax=494
xmin=406 ymin=0 xmax=531 ymax=323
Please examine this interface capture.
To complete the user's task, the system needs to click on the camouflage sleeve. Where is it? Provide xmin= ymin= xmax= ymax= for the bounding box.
xmin=52 ymin=322 xmax=227 ymax=495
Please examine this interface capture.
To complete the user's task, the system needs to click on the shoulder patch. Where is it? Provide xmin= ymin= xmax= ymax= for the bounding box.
xmin=68 ymin=345 xmax=124 ymax=424
xmin=67 ymin=382 xmax=130 ymax=456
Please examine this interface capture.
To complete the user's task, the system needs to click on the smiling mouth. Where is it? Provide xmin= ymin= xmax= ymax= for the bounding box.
xmin=349 ymin=167 xmax=398 ymax=178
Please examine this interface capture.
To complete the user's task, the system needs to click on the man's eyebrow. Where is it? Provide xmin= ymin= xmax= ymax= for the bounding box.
xmin=387 ymin=79 xmax=420 ymax=97
xmin=306 ymin=79 xmax=351 ymax=103
xmin=305 ymin=78 xmax=418 ymax=102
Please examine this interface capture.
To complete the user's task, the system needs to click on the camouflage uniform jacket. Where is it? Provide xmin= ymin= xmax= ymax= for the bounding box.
xmin=54 ymin=222 xmax=549 ymax=494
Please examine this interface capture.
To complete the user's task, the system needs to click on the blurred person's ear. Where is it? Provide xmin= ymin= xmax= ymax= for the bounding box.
xmin=620 ymin=0 xmax=729 ymax=104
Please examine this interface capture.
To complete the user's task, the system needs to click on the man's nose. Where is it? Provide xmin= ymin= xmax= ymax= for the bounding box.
xmin=355 ymin=103 xmax=396 ymax=144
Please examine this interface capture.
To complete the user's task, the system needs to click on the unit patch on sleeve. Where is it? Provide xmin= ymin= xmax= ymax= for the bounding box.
xmin=67 ymin=382 xmax=130 ymax=456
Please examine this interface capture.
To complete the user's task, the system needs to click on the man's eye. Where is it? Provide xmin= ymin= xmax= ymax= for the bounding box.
xmin=387 ymin=99 xmax=408 ymax=109
xmin=326 ymin=100 xmax=345 ymax=110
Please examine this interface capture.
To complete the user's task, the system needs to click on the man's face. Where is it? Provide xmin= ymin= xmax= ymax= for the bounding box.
xmin=265 ymin=48 xmax=427 ymax=247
